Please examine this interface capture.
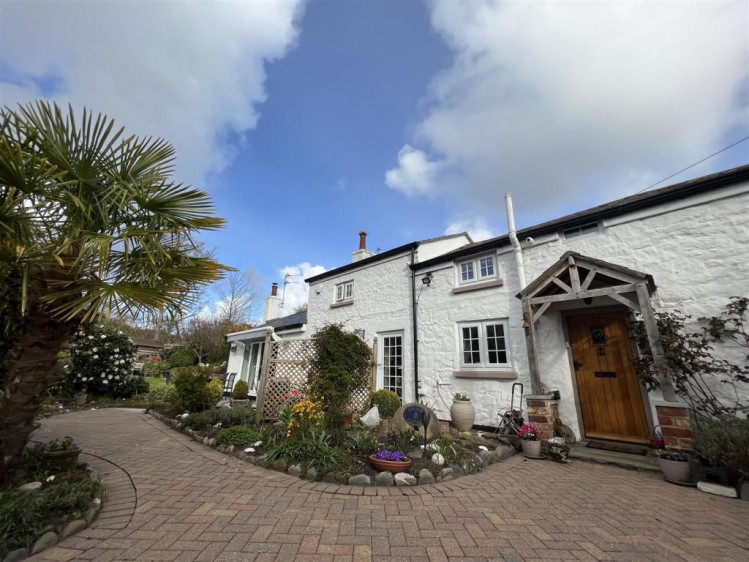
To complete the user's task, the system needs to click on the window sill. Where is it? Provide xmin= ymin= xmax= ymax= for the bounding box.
xmin=330 ymin=300 xmax=354 ymax=309
xmin=453 ymin=370 xmax=518 ymax=380
xmin=452 ymin=278 xmax=504 ymax=294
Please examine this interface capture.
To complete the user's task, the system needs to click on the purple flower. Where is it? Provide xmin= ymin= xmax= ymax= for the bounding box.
xmin=374 ymin=450 xmax=407 ymax=462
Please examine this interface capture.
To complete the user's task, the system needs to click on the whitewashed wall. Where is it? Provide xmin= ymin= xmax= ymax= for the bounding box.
xmin=414 ymin=183 xmax=749 ymax=435
xmin=307 ymin=251 xmax=418 ymax=402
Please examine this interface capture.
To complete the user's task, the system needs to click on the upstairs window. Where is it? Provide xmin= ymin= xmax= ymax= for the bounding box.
xmin=335 ymin=280 xmax=354 ymax=302
xmin=563 ymin=222 xmax=600 ymax=239
xmin=457 ymin=254 xmax=498 ymax=285
xmin=459 ymin=320 xmax=510 ymax=368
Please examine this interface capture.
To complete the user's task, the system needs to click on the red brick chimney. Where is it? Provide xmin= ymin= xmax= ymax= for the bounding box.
xmin=271 ymin=282 xmax=278 ymax=297
xmin=359 ymin=231 xmax=367 ymax=250
xmin=352 ymin=231 xmax=375 ymax=263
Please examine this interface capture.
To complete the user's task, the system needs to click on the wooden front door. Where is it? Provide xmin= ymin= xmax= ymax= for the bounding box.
xmin=568 ymin=312 xmax=650 ymax=443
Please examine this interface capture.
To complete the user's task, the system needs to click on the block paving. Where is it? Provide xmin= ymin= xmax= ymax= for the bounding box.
xmin=30 ymin=408 xmax=748 ymax=561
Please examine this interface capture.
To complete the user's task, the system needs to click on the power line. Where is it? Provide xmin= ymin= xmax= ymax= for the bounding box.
xmin=636 ymin=135 xmax=749 ymax=194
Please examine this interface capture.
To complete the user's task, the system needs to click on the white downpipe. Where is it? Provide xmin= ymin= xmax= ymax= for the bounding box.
xmin=505 ymin=192 xmax=527 ymax=289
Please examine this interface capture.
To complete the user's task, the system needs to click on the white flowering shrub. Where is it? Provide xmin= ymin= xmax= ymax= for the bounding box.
xmin=68 ymin=324 xmax=138 ymax=397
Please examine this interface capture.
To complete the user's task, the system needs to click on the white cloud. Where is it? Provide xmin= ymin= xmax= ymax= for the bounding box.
xmin=0 ymin=0 xmax=304 ymax=185
xmin=394 ymin=0 xmax=748 ymax=217
xmin=385 ymin=144 xmax=442 ymax=195
xmin=444 ymin=216 xmax=496 ymax=242
xmin=277 ymin=262 xmax=326 ymax=317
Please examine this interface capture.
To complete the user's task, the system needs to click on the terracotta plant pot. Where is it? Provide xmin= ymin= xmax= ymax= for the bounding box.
xmin=521 ymin=439 xmax=542 ymax=458
xmin=369 ymin=454 xmax=412 ymax=474
xmin=43 ymin=449 xmax=82 ymax=471
xmin=658 ymin=457 xmax=691 ymax=484
xmin=450 ymin=400 xmax=475 ymax=432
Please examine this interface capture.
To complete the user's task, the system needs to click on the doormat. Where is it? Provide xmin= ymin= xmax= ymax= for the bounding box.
xmin=587 ymin=441 xmax=647 ymax=455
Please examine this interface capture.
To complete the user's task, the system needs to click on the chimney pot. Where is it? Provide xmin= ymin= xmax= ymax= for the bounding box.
xmin=271 ymin=282 xmax=278 ymax=297
xmin=359 ymin=231 xmax=367 ymax=250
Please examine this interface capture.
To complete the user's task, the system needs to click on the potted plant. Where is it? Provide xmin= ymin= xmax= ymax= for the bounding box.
xmin=40 ymin=436 xmax=82 ymax=471
xmin=369 ymin=449 xmax=412 ymax=474
xmin=450 ymin=393 xmax=475 ymax=432
xmin=656 ymin=449 xmax=692 ymax=484
xmin=518 ymin=423 xmax=541 ymax=458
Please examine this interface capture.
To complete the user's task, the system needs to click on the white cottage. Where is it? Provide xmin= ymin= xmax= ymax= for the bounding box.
xmin=306 ymin=165 xmax=749 ymax=447
xmin=225 ymin=283 xmax=308 ymax=398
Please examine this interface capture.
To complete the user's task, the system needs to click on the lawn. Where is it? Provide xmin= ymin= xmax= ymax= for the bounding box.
xmin=145 ymin=376 xmax=167 ymax=392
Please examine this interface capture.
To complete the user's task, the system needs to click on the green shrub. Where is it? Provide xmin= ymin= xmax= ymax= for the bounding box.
xmin=0 ymin=475 xmax=103 ymax=557
xmin=345 ymin=430 xmax=379 ymax=457
xmin=308 ymin=325 xmax=372 ymax=433
xmin=216 ymin=426 xmax=262 ymax=447
xmin=207 ymin=378 xmax=223 ymax=405
xmin=172 ymin=366 xmax=214 ymax=411
xmin=232 ymin=380 xmax=249 ymax=399
xmin=263 ymin=430 xmax=353 ymax=476
xmin=387 ymin=429 xmax=418 ymax=453
xmin=164 ymin=347 xmax=196 ymax=368
xmin=67 ymin=324 xmax=136 ymax=397
xmin=694 ymin=417 xmax=749 ymax=484
xmin=144 ymin=360 xmax=168 ymax=378
xmin=371 ymin=389 xmax=401 ymax=418
xmin=182 ymin=406 xmax=255 ymax=432
xmin=146 ymin=385 xmax=178 ymax=408
xmin=111 ymin=375 xmax=149 ymax=398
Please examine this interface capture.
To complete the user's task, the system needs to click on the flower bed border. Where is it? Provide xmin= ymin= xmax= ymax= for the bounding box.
xmin=148 ymin=410 xmax=516 ymax=487
xmin=3 ymin=466 xmax=105 ymax=562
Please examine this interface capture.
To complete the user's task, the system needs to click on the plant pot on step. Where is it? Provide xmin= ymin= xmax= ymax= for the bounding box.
xmin=450 ymin=396 xmax=475 ymax=432
xmin=521 ymin=439 xmax=542 ymax=458
xmin=658 ymin=457 xmax=691 ymax=484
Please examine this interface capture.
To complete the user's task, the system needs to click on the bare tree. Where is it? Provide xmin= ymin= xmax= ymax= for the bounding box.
xmin=213 ymin=269 xmax=263 ymax=325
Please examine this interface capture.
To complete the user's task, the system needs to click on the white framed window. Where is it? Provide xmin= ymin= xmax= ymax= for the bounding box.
xmin=379 ymin=331 xmax=404 ymax=400
xmin=458 ymin=320 xmax=510 ymax=368
xmin=563 ymin=222 xmax=600 ymax=239
xmin=457 ymin=254 xmax=498 ymax=285
xmin=335 ymin=280 xmax=354 ymax=302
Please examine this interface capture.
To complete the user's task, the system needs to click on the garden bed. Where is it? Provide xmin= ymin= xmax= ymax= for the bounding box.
xmin=0 ymin=448 xmax=104 ymax=562
xmin=149 ymin=408 xmax=516 ymax=487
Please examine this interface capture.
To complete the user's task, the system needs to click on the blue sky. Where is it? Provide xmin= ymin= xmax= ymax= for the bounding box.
xmin=2 ymin=0 xmax=747 ymax=316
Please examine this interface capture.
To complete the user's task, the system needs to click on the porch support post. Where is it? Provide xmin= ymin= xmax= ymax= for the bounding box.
xmin=254 ymin=328 xmax=274 ymax=420
xmin=635 ymin=283 xmax=677 ymax=402
xmin=522 ymin=298 xmax=542 ymax=394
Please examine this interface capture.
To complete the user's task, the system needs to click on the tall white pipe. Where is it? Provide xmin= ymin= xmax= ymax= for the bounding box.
xmin=505 ymin=192 xmax=527 ymax=289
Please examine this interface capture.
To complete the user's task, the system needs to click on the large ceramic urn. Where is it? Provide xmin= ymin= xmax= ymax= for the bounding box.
xmin=450 ymin=398 xmax=475 ymax=432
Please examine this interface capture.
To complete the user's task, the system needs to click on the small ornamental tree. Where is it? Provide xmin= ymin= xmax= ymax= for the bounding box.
xmin=68 ymin=325 xmax=136 ymax=397
xmin=308 ymin=325 xmax=372 ymax=433
xmin=631 ymin=296 xmax=749 ymax=419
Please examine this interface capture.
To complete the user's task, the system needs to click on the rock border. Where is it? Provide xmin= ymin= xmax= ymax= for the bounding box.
xmin=3 ymin=466 xmax=105 ymax=562
xmin=149 ymin=411 xmax=516 ymax=487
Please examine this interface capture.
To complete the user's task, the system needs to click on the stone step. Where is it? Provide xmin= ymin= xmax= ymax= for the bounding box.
xmin=569 ymin=444 xmax=659 ymax=472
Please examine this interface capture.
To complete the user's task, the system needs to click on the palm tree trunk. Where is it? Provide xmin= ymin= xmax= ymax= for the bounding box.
xmin=0 ymin=307 xmax=74 ymax=482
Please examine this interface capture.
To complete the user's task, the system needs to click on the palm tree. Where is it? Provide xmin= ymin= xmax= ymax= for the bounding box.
xmin=0 ymin=101 xmax=230 ymax=478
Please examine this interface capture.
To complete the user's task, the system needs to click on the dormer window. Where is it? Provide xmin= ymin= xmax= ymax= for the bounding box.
xmin=335 ymin=280 xmax=354 ymax=302
xmin=457 ymin=254 xmax=497 ymax=285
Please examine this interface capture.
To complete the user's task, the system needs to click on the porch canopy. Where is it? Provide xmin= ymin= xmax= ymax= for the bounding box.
xmin=516 ymin=251 xmax=675 ymax=400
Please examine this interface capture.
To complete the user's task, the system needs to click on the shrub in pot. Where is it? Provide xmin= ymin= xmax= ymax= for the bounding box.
xmin=518 ymin=423 xmax=541 ymax=458
xmin=694 ymin=416 xmax=749 ymax=490
xmin=656 ymin=449 xmax=692 ymax=484
xmin=232 ymin=379 xmax=249 ymax=400
xmin=39 ymin=436 xmax=82 ymax=471
xmin=450 ymin=393 xmax=475 ymax=432
xmin=371 ymin=389 xmax=401 ymax=418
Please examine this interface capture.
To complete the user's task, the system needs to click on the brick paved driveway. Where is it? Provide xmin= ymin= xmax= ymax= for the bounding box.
xmin=31 ymin=409 xmax=747 ymax=561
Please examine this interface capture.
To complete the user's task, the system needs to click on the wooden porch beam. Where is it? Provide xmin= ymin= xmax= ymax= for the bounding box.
xmin=635 ymin=283 xmax=677 ymax=402
xmin=529 ymin=283 xmax=639 ymax=305
xmin=533 ymin=302 xmax=552 ymax=323
xmin=581 ymin=268 xmax=597 ymax=290
xmin=522 ymin=298 xmax=542 ymax=394
xmin=609 ymin=292 xmax=642 ymax=312
xmin=552 ymin=277 xmax=573 ymax=293
xmin=568 ymin=255 xmax=581 ymax=292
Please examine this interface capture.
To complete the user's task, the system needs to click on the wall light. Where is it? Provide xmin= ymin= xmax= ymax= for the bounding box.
xmin=421 ymin=272 xmax=433 ymax=286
